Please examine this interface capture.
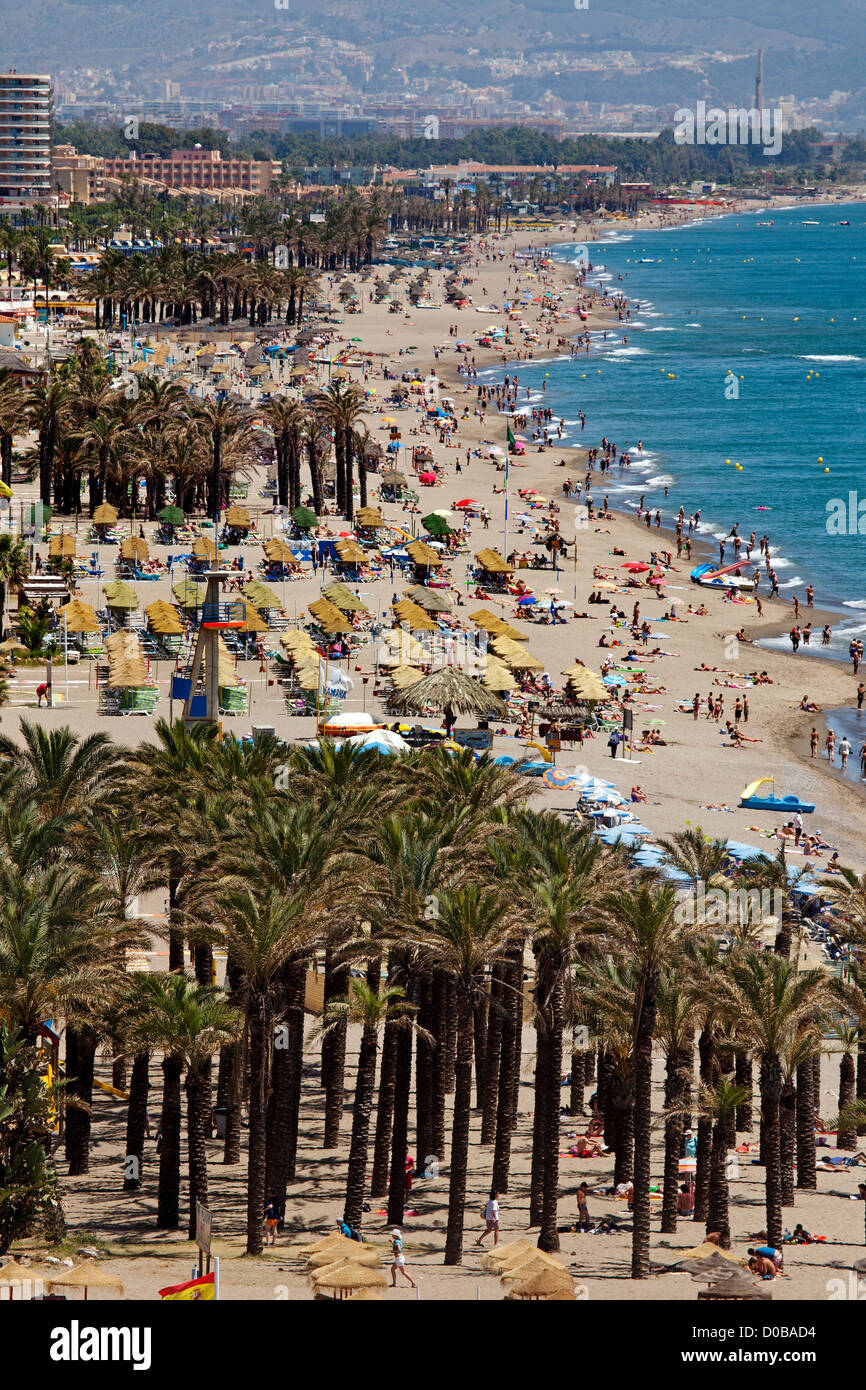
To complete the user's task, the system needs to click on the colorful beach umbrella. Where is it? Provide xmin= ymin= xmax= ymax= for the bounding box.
xmin=542 ymin=767 xmax=579 ymax=789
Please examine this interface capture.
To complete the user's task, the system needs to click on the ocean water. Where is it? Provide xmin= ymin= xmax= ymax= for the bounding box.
xmin=486 ymin=203 xmax=866 ymax=647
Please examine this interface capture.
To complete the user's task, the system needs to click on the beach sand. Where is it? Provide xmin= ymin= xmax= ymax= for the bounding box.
xmin=8 ymin=202 xmax=866 ymax=1299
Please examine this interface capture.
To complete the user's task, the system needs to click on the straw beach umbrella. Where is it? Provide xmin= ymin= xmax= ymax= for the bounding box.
xmin=508 ymin=1267 xmax=575 ymax=1300
xmin=120 ymin=536 xmax=149 ymax=562
xmin=47 ymin=1261 xmax=124 ymax=1300
xmin=93 ymin=503 xmax=119 ymax=527
xmin=310 ymin=1260 xmax=388 ymax=1299
xmin=0 ymin=1258 xmax=29 ymax=1298
xmin=59 ymin=599 xmax=101 ymax=633
xmin=386 ymin=667 xmax=506 ymax=733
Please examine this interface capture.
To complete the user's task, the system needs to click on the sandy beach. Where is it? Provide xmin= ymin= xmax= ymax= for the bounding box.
xmin=5 ymin=196 xmax=866 ymax=1306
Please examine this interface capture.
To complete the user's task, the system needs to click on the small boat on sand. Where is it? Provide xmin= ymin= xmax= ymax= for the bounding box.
xmin=739 ymin=778 xmax=815 ymax=814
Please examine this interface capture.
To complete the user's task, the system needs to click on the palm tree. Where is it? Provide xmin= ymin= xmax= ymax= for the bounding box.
xmin=0 ymin=719 xmax=121 ymax=818
xmin=215 ymin=887 xmax=326 ymax=1254
xmin=718 ymin=952 xmax=828 ymax=1249
xmin=408 ymin=885 xmax=516 ymax=1265
xmin=313 ymin=382 xmax=366 ymax=520
xmin=497 ymin=812 xmax=607 ymax=1250
xmin=0 ymin=223 xmax=20 ymax=291
xmin=188 ymin=398 xmax=255 ymax=520
xmin=0 ymin=368 xmax=28 ymax=487
xmin=318 ymin=979 xmax=415 ymax=1230
xmin=656 ymin=967 xmax=697 ymax=1234
xmin=685 ymin=1078 xmax=749 ymax=1247
xmin=0 ymin=534 xmax=29 ymax=637
xmin=601 ymin=881 xmax=705 ymax=1277
xmin=128 ymin=973 xmax=239 ymax=1236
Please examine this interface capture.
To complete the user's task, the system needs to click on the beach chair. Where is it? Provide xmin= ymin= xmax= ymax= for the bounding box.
xmin=219 ymin=686 xmax=249 ymax=717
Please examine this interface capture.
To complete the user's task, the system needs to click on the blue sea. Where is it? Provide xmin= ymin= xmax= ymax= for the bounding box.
xmin=484 ymin=202 xmax=866 ymax=658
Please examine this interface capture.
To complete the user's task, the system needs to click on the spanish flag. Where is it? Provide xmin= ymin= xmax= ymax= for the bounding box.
xmin=159 ymin=1272 xmax=215 ymax=1301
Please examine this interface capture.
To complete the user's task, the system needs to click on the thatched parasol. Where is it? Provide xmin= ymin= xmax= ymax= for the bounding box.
xmin=389 ymin=664 xmax=424 ymax=690
xmin=674 ymin=1252 xmax=748 ymax=1282
xmin=281 ymin=629 xmax=317 ymax=654
xmin=120 ymin=536 xmax=149 ymax=562
xmin=242 ymin=581 xmax=282 ymax=612
xmin=102 ymin=580 xmax=139 ymax=611
xmin=355 ymin=506 xmax=385 ymax=529
xmin=482 ymin=658 xmax=516 ymax=693
xmin=387 ymin=667 xmax=507 ymax=730
xmin=321 ymin=582 xmax=368 ymax=614
xmin=192 ymin=537 xmax=217 ymax=561
xmin=308 ymin=597 xmax=353 ymax=633
xmin=228 ymin=600 xmax=268 ymax=633
xmin=59 ymin=599 xmax=101 ymax=633
xmin=307 ymin=1245 xmax=381 ymax=1269
xmin=697 ymin=1270 xmax=772 ymax=1301
xmin=405 ymin=585 xmax=451 ymax=613
xmin=263 ymin=537 xmax=295 ymax=563
xmin=382 ymin=469 xmax=406 ymax=486
xmin=93 ymin=503 xmax=119 ymax=526
xmin=47 ymin=1261 xmax=124 ymax=1299
xmin=392 ymin=598 xmax=438 ymax=633
xmin=563 ymin=667 xmax=610 ymax=702
xmin=678 ymin=1241 xmax=744 ymax=1263
xmin=509 ymin=1267 xmax=575 ymax=1300
xmin=335 ymin=538 xmax=366 ymax=565
xmin=347 ymin=1287 xmax=384 ymax=1301
xmin=225 ymin=505 xmax=251 ymax=529
xmin=406 ymin=539 xmax=444 ymax=569
xmin=310 ymin=1260 xmax=388 ymax=1298
xmin=48 ymin=533 xmax=77 ymax=558
xmin=480 ymin=1238 xmax=537 ymax=1272
xmin=172 ymin=579 xmax=206 ymax=610
xmin=0 ymin=1258 xmax=29 ymax=1296
xmin=145 ymin=600 xmax=184 ymax=636
xmin=475 ymin=547 xmax=513 ymax=575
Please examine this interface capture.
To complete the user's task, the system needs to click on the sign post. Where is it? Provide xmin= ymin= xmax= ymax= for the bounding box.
xmin=195 ymin=1203 xmax=212 ymax=1277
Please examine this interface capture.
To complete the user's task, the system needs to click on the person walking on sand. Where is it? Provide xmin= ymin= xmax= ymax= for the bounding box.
xmin=476 ymin=1190 xmax=500 ymax=1246
xmin=576 ymin=1182 xmax=591 ymax=1232
xmin=264 ymin=1196 xmax=279 ymax=1246
xmin=389 ymin=1229 xmax=416 ymax=1288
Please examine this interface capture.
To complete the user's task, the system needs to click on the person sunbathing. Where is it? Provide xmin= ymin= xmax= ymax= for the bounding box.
xmin=568 ymin=1134 xmax=608 ymax=1158
xmin=799 ymin=695 xmax=821 ymax=712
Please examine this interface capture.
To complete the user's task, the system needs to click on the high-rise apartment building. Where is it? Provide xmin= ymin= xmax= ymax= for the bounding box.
xmin=0 ymin=71 xmax=53 ymax=210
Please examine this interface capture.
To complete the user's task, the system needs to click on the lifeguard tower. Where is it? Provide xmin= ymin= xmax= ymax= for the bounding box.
xmin=180 ymin=571 xmax=246 ymax=727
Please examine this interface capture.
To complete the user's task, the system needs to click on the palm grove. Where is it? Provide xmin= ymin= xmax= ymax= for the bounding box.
xmin=2 ymin=720 xmax=865 ymax=1275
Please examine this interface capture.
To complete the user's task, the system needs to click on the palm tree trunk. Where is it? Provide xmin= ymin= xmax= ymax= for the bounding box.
xmin=415 ymin=973 xmax=434 ymax=1172
xmin=245 ymin=1005 xmax=268 ymax=1255
xmin=124 ymin=1051 xmax=150 ymax=1190
xmin=431 ymin=968 xmax=447 ymax=1159
xmin=472 ymin=987 xmax=488 ymax=1110
xmin=444 ymin=985 xmax=474 ymax=1265
xmin=735 ymin=1051 xmax=753 ymax=1132
xmin=186 ymin=1067 xmax=211 ymax=1239
xmin=661 ymin=1043 xmax=690 ymax=1234
xmin=569 ymin=1048 xmax=586 ymax=1117
xmin=780 ymin=1078 xmax=796 ymax=1206
xmin=386 ymin=1025 xmax=412 ymax=1226
xmin=796 ymin=1059 xmax=816 ymax=1189
xmin=344 ymin=1025 xmax=378 ymax=1230
xmin=157 ymin=1055 xmax=183 ymax=1228
xmin=838 ymin=1052 xmax=857 ymax=1149
xmin=539 ymin=976 xmax=564 ymax=1253
xmin=694 ymin=1027 xmax=716 ymax=1223
xmin=631 ymin=971 xmax=658 ymax=1279
xmin=706 ymin=1117 xmax=731 ymax=1247
xmin=66 ymin=1027 xmax=96 ymax=1176
xmin=480 ymin=966 xmax=504 ymax=1143
xmin=491 ymin=952 xmax=520 ymax=1193
xmin=322 ymin=955 xmax=348 ymax=1148
xmin=444 ymin=976 xmax=458 ymax=1094
xmin=371 ymin=1017 xmax=399 ymax=1197
xmin=761 ymin=1055 xmax=784 ymax=1250
xmin=857 ymin=1037 xmax=866 ymax=1136
xmin=529 ymin=1025 xmax=549 ymax=1226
